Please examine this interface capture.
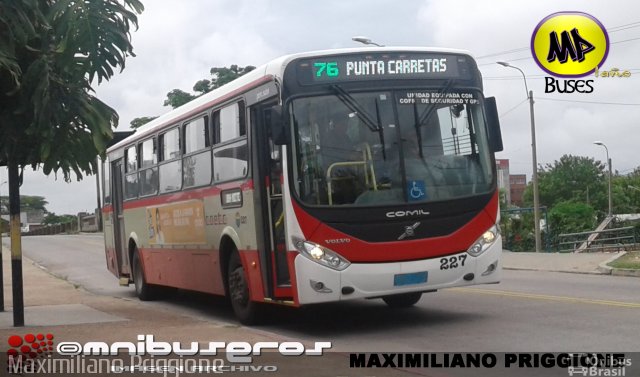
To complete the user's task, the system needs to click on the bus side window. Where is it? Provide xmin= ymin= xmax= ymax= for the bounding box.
xmin=212 ymin=102 xmax=248 ymax=182
xmin=103 ymin=158 xmax=111 ymax=204
xmin=124 ymin=145 xmax=139 ymax=199
xmin=183 ymin=116 xmax=212 ymax=188
xmin=159 ymin=127 xmax=182 ymax=193
xmin=139 ymin=137 xmax=158 ymax=196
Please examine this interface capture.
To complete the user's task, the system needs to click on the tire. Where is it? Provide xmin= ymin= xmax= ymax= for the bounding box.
xmin=132 ymin=248 xmax=159 ymax=301
xmin=228 ymin=250 xmax=261 ymax=325
xmin=382 ymin=292 xmax=422 ymax=308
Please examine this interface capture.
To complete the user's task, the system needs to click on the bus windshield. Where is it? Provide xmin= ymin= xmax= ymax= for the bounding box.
xmin=290 ymin=89 xmax=494 ymax=206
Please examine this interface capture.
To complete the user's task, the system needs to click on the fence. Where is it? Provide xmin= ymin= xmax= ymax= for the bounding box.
xmin=22 ymin=222 xmax=76 ymax=236
xmin=557 ymin=226 xmax=637 ymax=253
xmin=21 ymin=212 xmax=99 ymax=236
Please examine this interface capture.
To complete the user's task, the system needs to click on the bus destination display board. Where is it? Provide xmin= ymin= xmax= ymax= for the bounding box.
xmin=296 ymin=53 xmax=470 ymax=84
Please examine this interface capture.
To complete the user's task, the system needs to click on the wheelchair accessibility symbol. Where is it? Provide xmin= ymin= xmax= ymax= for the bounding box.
xmin=407 ymin=180 xmax=427 ymax=202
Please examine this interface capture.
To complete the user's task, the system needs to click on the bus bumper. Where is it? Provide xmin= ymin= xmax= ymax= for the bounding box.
xmin=294 ymin=236 xmax=502 ymax=305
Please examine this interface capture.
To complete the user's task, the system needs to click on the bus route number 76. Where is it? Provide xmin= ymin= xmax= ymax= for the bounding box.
xmin=313 ymin=62 xmax=339 ymax=78
xmin=440 ymin=255 xmax=467 ymax=270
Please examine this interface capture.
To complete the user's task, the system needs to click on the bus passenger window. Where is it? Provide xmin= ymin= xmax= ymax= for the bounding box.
xmin=214 ymin=102 xmax=245 ymax=144
xmin=126 ymin=146 xmax=137 ymax=172
xmin=159 ymin=128 xmax=182 ymax=193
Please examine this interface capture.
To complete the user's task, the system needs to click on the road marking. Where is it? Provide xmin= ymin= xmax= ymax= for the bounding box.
xmin=451 ymin=287 xmax=640 ymax=308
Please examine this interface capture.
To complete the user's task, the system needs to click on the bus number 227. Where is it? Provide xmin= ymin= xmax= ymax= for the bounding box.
xmin=440 ymin=255 xmax=467 ymax=270
xmin=314 ymin=62 xmax=339 ymax=77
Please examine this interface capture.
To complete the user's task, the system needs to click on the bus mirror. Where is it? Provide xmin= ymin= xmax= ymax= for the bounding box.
xmin=267 ymin=106 xmax=288 ymax=145
xmin=484 ymin=97 xmax=503 ymax=152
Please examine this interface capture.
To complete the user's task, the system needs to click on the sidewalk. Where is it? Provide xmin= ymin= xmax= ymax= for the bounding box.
xmin=0 ymin=241 xmax=409 ymax=376
xmin=501 ymin=250 xmax=621 ymax=275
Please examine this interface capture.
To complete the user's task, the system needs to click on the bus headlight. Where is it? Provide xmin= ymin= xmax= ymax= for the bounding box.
xmin=292 ymin=237 xmax=350 ymax=271
xmin=467 ymin=225 xmax=500 ymax=257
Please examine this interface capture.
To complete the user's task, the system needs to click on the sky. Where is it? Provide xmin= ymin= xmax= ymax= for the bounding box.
xmin=2 ymin=0 xmax=639 ymax=215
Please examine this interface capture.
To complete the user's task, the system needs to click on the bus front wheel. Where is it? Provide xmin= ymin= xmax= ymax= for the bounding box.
xmin=382 ymin=292 xmax=422 ymax=308
xmin=132 ymin=248 xmax=159 ymax=301
xmin=228 ymin=250 xmax=261 ymax=325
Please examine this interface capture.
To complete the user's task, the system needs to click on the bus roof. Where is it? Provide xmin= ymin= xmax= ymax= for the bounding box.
xmin=108 ymin=46 xmax=474 ymax=152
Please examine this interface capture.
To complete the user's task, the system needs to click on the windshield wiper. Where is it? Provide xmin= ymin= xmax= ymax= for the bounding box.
xmin=331 ymin=84 xmax=387 ymax=160
xmin=330 ymin=84 xmax=381 ymax=133
xmin=412 ymin=79 xmax=455 ymax=158
xmin=416 ymin=79 xmax=455 ymax=126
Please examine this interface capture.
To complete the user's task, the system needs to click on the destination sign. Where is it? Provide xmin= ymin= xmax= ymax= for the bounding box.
xmin=297 ymin=53 xmax=470 ymax=84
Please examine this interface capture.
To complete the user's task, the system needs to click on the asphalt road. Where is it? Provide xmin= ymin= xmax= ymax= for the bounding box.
xmin=15 ymin=234 xmax=640 ymax=352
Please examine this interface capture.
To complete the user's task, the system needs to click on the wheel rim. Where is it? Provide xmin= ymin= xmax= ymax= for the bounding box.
xmin=229 ymin=266 xmax=249 ymax=308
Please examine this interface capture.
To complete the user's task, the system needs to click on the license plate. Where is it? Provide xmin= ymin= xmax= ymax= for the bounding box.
xmin=394 ymin=271 xmax=428 ymax=286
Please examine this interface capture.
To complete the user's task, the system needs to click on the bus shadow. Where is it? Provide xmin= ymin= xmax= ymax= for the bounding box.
xmin=143 ymin=290 xmax=481 ymax=336
xmin=259 ymin=299 xmax=480 ymax=336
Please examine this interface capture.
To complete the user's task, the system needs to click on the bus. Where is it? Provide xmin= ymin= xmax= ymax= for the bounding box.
xmin=101 ymin=47 xmax=504 ymax=324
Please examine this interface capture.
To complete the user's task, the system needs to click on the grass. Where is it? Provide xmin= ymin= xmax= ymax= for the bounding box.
xmin=608 ymin=252 xmax=640 ymax=270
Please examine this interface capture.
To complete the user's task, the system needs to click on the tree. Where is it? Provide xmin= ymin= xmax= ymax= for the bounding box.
xmin=209 ymin=65 xmax=256 ymax=90
xmin=43 ymin=213 xmax=76 ymax=225
xmin=192 ymin=79 xmax=212 ymax=95
xmin=162 ymin=65 xmax=256 ymax=109
xmin=0 ymin=0 xmax=143 ymax=326
xmin=130 ymin=116 xmax=158 ymax=129
xmin=19 ymin=195 xmax=48 ymax=212
xmin=0 ymin=0 xmax=143 ymax=180
xmin=0 ymin=195 xmax=48 ymax=214
xmin=524 ymin=155 xmax=607 ymax=213
xmin=548 ymin=200 xmax=596 ymax=236
xmin=163 ymin=89 xmax=197 ymax=108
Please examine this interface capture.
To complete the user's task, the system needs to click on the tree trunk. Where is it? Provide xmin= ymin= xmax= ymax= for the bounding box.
xmin=8 ymin=160 xmax=24 ymax=326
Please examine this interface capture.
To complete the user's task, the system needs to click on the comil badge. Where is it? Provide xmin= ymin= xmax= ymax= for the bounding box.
xmin=531 ymin=11 xmax=609 ymax=78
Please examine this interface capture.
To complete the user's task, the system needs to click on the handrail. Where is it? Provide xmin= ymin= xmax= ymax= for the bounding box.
xmin=326 ymin=142 xmax=377 ymax=205
xmin=557 ymin=225 xmax=636 ymax=253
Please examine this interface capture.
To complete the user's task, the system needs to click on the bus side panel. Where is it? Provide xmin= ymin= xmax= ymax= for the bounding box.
xmin=139 ymin=247 xmax=225 ymax=295
xmin=102 ymin=206 xmax=119 ymax=278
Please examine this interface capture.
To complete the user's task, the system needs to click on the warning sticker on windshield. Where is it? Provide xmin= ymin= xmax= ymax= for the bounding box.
xmin=398 ymin=92 xmax=479 ymax=105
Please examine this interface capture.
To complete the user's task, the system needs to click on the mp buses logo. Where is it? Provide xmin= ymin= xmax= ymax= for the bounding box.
xmin=531 ymin=12 xmax=622 ymax=94
xmin=532 ymin=11 xmax=609 ymax=78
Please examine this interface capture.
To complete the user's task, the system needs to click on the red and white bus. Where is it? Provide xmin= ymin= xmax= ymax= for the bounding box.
xmin=101 ymin=47 xmax=504 ymax=324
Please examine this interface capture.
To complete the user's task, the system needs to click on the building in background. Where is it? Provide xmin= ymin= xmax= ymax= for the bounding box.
xmin=510 ymin=174 xmax=527 ymax=207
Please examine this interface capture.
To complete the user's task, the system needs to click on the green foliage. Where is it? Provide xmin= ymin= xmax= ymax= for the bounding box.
xmin=612 ymin=174 xmax=640 ymax=214
xmin=500 ymin=213 xmax=535 ymax=252
xmin=43 ymin=212 xmax=76 ymax=225
xmin=209 ymin=65 xmax=256 ymax=90
xmin=524 ymin=154 xmax=607 ymax=213
xmin=20 ymin=195 xmax=48 ymax=212
xmin=163 ymin=89 xmax=197 ymax=109
xmin=548 ymin=200 xmax=596 ymax=236
xmin=0 ymin=195 xmax=48 ymax=212
xmin=192 ymin=79 xmax=212 ymax=95
xmin=0 ymin=0 xmax=144 ymax=181
xmin=130 ymin=116 xmax=158 ymax=129
xmin=162 ymin=65 xmax=256 ymax=109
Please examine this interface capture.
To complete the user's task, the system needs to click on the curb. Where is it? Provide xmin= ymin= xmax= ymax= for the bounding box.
xmin=597 ymin=251 xmax=640 ymax=277
xmin=503 ymin=267 xmax=604 ymax=275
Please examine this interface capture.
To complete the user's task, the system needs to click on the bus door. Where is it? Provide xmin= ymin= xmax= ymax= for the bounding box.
xmin=111 ymin=159 xmax=130 ymax=278
xmin=251 ymin=101 xmax=290 ymax=299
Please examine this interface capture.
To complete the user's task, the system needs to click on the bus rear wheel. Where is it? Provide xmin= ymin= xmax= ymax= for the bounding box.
xmin=382 ymin=292 xmax=422 ymax=308
xmin=228 ymin=250 xmax=261 ymax=325
xmin=132 ymin=248 xmax=159 ymax=301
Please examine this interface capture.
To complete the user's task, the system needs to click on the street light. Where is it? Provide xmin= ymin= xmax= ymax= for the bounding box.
xmin=593 ymin=141 xmax=613 ymax=216
xmin=497 ymin=61 xmax=542 ymax=253
xmin=352 ymin=36 xmax=384 ymax=47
